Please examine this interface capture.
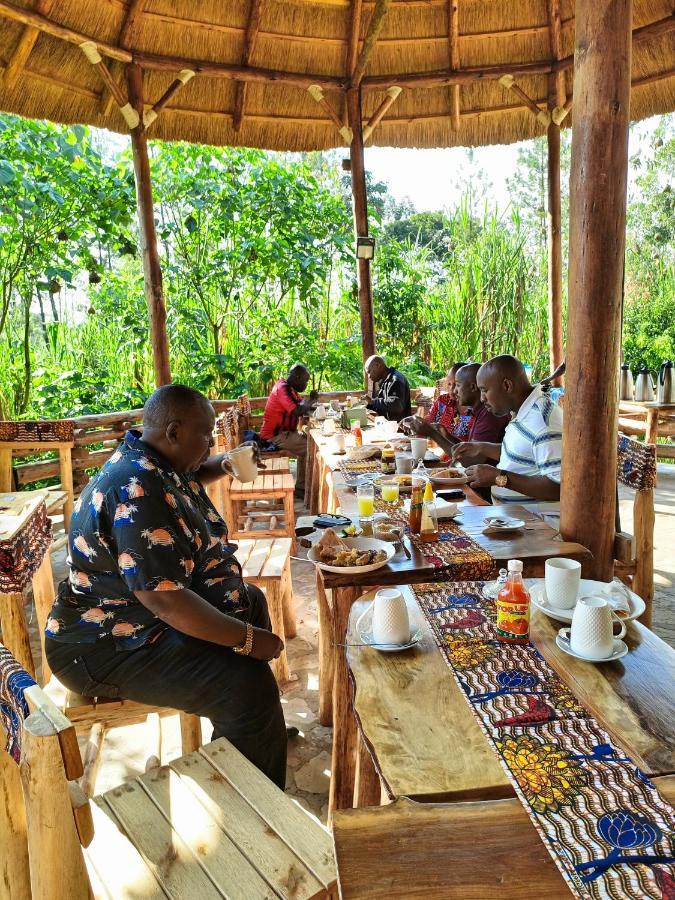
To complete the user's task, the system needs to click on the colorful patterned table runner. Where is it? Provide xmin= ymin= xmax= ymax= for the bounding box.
xmin=413 ymin=581 xmax=675 ymax=899
xmin=337 ymin=458 xmax=380 ymax=484
xmin=394 ymin=517 xmax=495 ymax=582
xmin=0 ymin=500 xmax=52 ymax=593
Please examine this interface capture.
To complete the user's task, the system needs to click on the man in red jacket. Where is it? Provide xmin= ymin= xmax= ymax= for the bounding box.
xmin=260 ymin=364 xmax=317 ymax=489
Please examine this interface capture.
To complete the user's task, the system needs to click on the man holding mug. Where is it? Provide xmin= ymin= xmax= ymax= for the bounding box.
xmin=45 ymin=384 xmax=288 ymax=788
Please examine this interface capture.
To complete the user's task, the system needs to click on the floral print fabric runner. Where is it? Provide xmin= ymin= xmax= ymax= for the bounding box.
xmin=413 ymin=582 xmax=675 ymax=899
xmin=395 ymin=517 xmax=496 ymax=582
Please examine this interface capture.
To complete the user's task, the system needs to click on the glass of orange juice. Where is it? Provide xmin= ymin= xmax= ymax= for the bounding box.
xmin=357 ymin=482 xmax=375 ymax=520
xmin=380 ymin=478 xmax=400 ymax=504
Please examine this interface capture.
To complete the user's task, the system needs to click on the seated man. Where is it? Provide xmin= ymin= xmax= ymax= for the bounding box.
xmin=364 ymin=355 xmax=412 ymax=422
xmin=403 ymin=363 xmax=508 ymax=454
xmin=425 ymin=362 xmax=466 ymax=431
xmin=260 ymin=364 xmax=316 ymax=489
xmin=45 ymin=385 xmax=287 ymax=789
xmin=453 ymin=355 xmax=562 ymax=507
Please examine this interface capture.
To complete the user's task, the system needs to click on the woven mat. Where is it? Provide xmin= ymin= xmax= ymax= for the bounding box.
xmin=413 ymin=582 xmax=675 ymax=899
xmin=0 ymin=500 xmax=52 ymax=593
xmin=393 ymin=516 xmax=495 ymax=581
xmin=0 ymin=645 xmax=36 ymax=763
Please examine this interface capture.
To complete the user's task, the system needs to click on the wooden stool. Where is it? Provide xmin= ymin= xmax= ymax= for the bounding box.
xmin=224 ymin=471 xmax=297 ymax=550
xmin=3 ymin=659 xmax=337 ymax=900
xmin=235 ymin=537 xmax=296 ymax=683
xmin=0 ymin=440 xmax=74 ymax=530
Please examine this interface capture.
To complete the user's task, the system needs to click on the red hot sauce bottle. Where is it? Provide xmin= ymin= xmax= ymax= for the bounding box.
xmin=496 ymin=559 xmax=530 ymax=644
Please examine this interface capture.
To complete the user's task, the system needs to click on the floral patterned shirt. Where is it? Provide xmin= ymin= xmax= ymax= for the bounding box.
xmin=46 ymin=430 xmax=247 ymax=649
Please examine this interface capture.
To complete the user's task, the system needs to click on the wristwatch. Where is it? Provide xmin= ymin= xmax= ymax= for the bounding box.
xmin=233 ymin=622 xmax=254 ymax=655
xmin=495 ymin=469 xmax=509 ymax=488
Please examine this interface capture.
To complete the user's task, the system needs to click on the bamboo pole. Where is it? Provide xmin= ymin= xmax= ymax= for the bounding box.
xmin=447 ymin=0 xmax=460 ymax=130
xmin=127 ymin=64 xmax=172 ymax=386
xmin=346 ymin=87 xmax=376 ymax=370
xmin=546 ymin=82 xmax=564 ymax=380
xmin=560 ymin=0 xmax=632 ymax=581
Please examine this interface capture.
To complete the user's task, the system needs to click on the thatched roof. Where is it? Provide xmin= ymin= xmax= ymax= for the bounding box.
xmin=0 ymin=0 xmax=673 ymax=151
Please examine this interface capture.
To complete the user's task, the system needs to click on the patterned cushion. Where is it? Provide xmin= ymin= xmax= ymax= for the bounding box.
xmin=0 ymin=645 xmax=36 ymax=764
xmin=617 ymin=433 xmax=657 ymax=492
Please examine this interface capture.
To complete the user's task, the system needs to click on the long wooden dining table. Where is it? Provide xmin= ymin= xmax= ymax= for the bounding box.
xmin=302 ymin=424 xmax=593 ymax=813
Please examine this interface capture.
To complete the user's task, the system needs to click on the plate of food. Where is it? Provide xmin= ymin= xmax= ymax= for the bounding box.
xmin=428 ymin=466 xmax=468 ymax=486
xmin=308 ymin=529 xmax=394 ymax=574
xmin=373 ymin=473 xmax=417 ymax=494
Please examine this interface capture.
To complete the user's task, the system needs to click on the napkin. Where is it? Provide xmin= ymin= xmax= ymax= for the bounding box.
xmin=583 ymin=580 xmax=632 ymax=618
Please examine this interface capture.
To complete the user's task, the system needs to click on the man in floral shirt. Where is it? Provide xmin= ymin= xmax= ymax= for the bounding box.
xmin=45 ymin=385 xmax=287 ymax=788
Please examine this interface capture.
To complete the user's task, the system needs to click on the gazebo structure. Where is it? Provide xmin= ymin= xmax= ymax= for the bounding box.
xmin=0 ymin=0 xmax=674 ymax=583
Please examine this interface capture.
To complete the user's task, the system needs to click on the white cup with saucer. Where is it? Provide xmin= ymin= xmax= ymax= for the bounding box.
xmin=558 ymin=596 xmax=627 ymax=661
xmin=545 ymin=558 xmax=582 ymax=610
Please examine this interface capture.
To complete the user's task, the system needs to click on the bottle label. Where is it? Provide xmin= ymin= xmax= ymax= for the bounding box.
xmin=496 ymin=599 xmax=530 ymax=642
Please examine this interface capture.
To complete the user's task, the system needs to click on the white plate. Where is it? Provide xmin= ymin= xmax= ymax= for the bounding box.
xmin=530 ymin=581 xmax=645 ymax=624
xmin=482 ymin=517 xmax=525 ymax=533
xmin=308 ymin=537 xmax=395 ymax=574
xmin=556 ymin=631 xmax=628 ymax=663
xmin=429 ymin=470 xmax=468 ymax=487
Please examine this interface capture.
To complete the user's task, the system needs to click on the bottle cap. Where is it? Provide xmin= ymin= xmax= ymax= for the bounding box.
xmin=507 ymin=559 xmax=523 ymax=572
xmin=423 ymin=481 xmax=434 ymax=502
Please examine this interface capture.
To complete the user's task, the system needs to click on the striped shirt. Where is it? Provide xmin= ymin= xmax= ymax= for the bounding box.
xmin=492 ymin=385 xmax=563 ymax=505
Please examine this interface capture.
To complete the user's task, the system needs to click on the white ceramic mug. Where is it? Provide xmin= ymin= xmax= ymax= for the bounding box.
xmin=395 ymin=453 xmax=414 ymax=475
xmin=410 ymin=437 xmax=428 ymax=461
xmin=545 ymin=558 xmax=582 ymax=610
xmin=560 ymin=596 xmax=627 ymax=660
xmin=356 ymin=588 xmax=410 ymax=645
xmin=314 ymin=404 xmax=326 ymax=420
xmin=228 ymin=445 xmax=258 ymax=483
xmin=334 ymin=433 xmax=345 ymax=452
xmin=323 ymin=417 xmax=335 ymax=435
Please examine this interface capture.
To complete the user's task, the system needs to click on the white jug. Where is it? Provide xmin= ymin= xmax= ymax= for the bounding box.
xmin=314 ymin=404 xmax=326 ymax=420
xmin=356 ymin=588 xmax=411 ymax=645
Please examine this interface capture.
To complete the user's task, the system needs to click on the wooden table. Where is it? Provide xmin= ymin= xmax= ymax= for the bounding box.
xmin=346 ymin=585 xmax=675 ymax=809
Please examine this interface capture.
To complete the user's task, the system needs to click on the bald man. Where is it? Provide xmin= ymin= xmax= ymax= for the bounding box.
xmin=453 ymin=355 xmax=563 ymax=506
xmin=45 ymin=384 xmax=288 ymax=788
xmin=260 ymin=364 xmax=317 ymax=489
xmin=364 ymin=355 xmax=412 ymax=421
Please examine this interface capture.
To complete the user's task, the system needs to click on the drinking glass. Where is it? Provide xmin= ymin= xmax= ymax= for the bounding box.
xmin=380 ymin=478 xmax=400 ymax=505
xmin=357 ymin=482 xmax=375 ymax=520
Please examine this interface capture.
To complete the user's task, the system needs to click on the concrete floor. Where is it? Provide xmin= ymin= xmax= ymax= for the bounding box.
xmin=23 ymin=463 xmax=675 ymax=825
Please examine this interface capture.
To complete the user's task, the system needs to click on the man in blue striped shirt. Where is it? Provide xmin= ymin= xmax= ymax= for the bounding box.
xmin=453 ymin=355 xmax=562 ymax=506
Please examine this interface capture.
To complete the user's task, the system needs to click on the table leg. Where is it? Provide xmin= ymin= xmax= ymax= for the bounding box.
xmin=329 ymin=585 xmax=360 ymax=816
xmin=32 ymin=553 xmax=56 ymax=685
xmin=305 ymin=436 xmax=315 ymax=504
xmin=354 ymin=733 xmax=381 ymax=808
xmin=317 ymin=570 xmax=334 ymax=727
xmin=310 ymin=449 xmax=321 ymax=516
xmin=0 ymin=590 xmax=36 ymax=678
xmin=645 ymin=407 xmax=660 ymax=445
xmin=281 ymin=556 xmax=296 ymax=639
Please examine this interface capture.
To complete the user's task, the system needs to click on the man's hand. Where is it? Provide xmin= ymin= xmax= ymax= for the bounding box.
xmin=308 ymin=390 xmax=319 ymax=402
xmin=250 ymin=628 xmax=284 ymax=661
xmin=363 ymin=393 xmax=373 ymax=404
xmin=400 ymin=415 xmax=430 ymax=436
xmin=464 ymin=464 xmax=499 ymax=488
xmin=451 ymin=442 xmax=479 ymax=463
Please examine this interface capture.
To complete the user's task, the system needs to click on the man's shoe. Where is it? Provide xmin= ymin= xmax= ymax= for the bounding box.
xmin=286 ymin=726 xmax=300 ymax=738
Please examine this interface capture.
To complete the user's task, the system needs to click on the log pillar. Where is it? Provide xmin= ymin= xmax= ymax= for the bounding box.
xmin=127 ymin=64 xmax=172 ymax=387
xmin=346 ymin=87 xmax=376 ymax=375
xmin=560 ymin=0 xmax=632 ymax=580
xmin=546 ymin=87 xmax=564 ymax=380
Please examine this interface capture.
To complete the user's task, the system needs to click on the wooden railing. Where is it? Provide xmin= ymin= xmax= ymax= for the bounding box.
xmin=6 ymin=390 xmax=364 ymax=497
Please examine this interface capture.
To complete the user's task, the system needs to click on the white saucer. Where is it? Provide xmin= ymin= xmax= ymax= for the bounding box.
xmin=530 ymin=581 xmax=645 ymax=624
xmin=556 ymin=631 xmax=628 ymax=663
xmin=482 ymin=517 xmax=525 ymax=534
xmin=357 ymin=626 xmax=422 ymax=653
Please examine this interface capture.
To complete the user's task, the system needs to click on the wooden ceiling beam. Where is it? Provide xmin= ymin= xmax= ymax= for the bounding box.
xmin=363 ymin=84 xmax=401 ymax=140
xmin=447 ymin=0 xmax=460 ymax=130
xmin=350 ymin=0 xmax=391 ymax=87
xmin=101 ymin=0 xmax=148 ymax=115
xmin=346 ymin=0 xmax=363 ymax=77
xmin=499 ymin=74 xmax=550 ymax=127
xmin=233 ymin=0 xmax=264 ymax=132
xmin=0 ymin=0 xmax=54 ymax=89
xmin=546 ymin=0 xmax=566 ymax=109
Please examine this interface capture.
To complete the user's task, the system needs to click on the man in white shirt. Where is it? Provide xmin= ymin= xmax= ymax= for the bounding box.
xmin=452 ymin=355 xmax=562 ymax=505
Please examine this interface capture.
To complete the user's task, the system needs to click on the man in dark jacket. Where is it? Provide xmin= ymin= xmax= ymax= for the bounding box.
xmin=364 ymin=355 xmax=412 ymax=422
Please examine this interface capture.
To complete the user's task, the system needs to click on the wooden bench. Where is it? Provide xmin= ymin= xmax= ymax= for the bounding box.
xmin=235 ymin=537 xmax=296 ymax=684
xmin=1 ymin=649 xmax=337 ymax=900
xmin=224 ymin=471 xmax=297 ymax=549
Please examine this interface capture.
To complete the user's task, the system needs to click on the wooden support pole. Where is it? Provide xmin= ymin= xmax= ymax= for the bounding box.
xmin=546 ymin=0 xmax=566 ymax=108
xmin=546 ymin=85 xmax=564 ymax=379
xmin=143 ymin=68 xmax=195 ymax=128
xmin=308 ymin=85 xmax=353 ymax=142
xmin=101 ymin=0 xmax=147 ymax=117
xmin=0 ymin=0 xmax=54 ymax=89
xmin=362 ymin=85 xmax=401 ymax=141
xmin=350 ymin=0 xmax=391 ymax=87
xmin=80 ymin=41 xmax=139 ymax=128
xmin=560 ymin=0 xmax=632 ymax=581
xmin=233 ymin=0 xmax=263 ymax=132
xmin=447 ymin=0 xmax=460 ymax=130
xmin=499 ymin=74 xmax=550 ymax=126
xmin=127 ymin=64 xmax=172 ymax=387
xmin=346 ymin=86 xmax=376 ymax=369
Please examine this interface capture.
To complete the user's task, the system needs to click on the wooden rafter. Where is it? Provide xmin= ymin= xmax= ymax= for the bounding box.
xmin=0 ymin=0 xmax=54 ymax=89
xmin=499 ymin=74 xmax=550 ymax=126
xmin=447 ymin=0 xmax=460 ymax=130
xmin=346 ymin=0 xmax=363 ymax=77
xmin=79 ymin=41 xmax=139 ymax=128
xmin=101 ymin=0 xmax=148 ymax=116
xmin=233 ymin=0 xmax=264 ymax=132
xmin=546 ymin=0 xmax=566 ymax=109
xmin=350 ymin=0 xmax=391 ymax=87
xmin=362 ymin=85 xmax=401 ymax=141
xmin=308 ymin=84 xmax=352 ymax=142
xmin=144 ymin=69 xmax=195 ymax=129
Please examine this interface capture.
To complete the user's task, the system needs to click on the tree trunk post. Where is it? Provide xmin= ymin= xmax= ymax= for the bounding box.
xmin=346 ymin=86 xmax=376 ymax=377
xmin=546 ymin=80 xmax=564 ymax=381
xmin=560 ymin=0 xmax=632 ymax=580
xmin=126 ymin=63 xmax=172 ymax=387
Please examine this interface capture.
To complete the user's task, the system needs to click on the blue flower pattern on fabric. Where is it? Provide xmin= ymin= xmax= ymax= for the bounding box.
xmin=575 ymin=810 xmax=674 ymax=883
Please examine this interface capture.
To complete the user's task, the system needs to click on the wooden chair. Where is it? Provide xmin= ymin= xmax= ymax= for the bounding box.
xmin=0 ymin=644 xmax=337 ymax=900
xmin=234 ymin=537 xmax=297 ymax=683
xmin=613 ymin=433 xmax=657 ymax=625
